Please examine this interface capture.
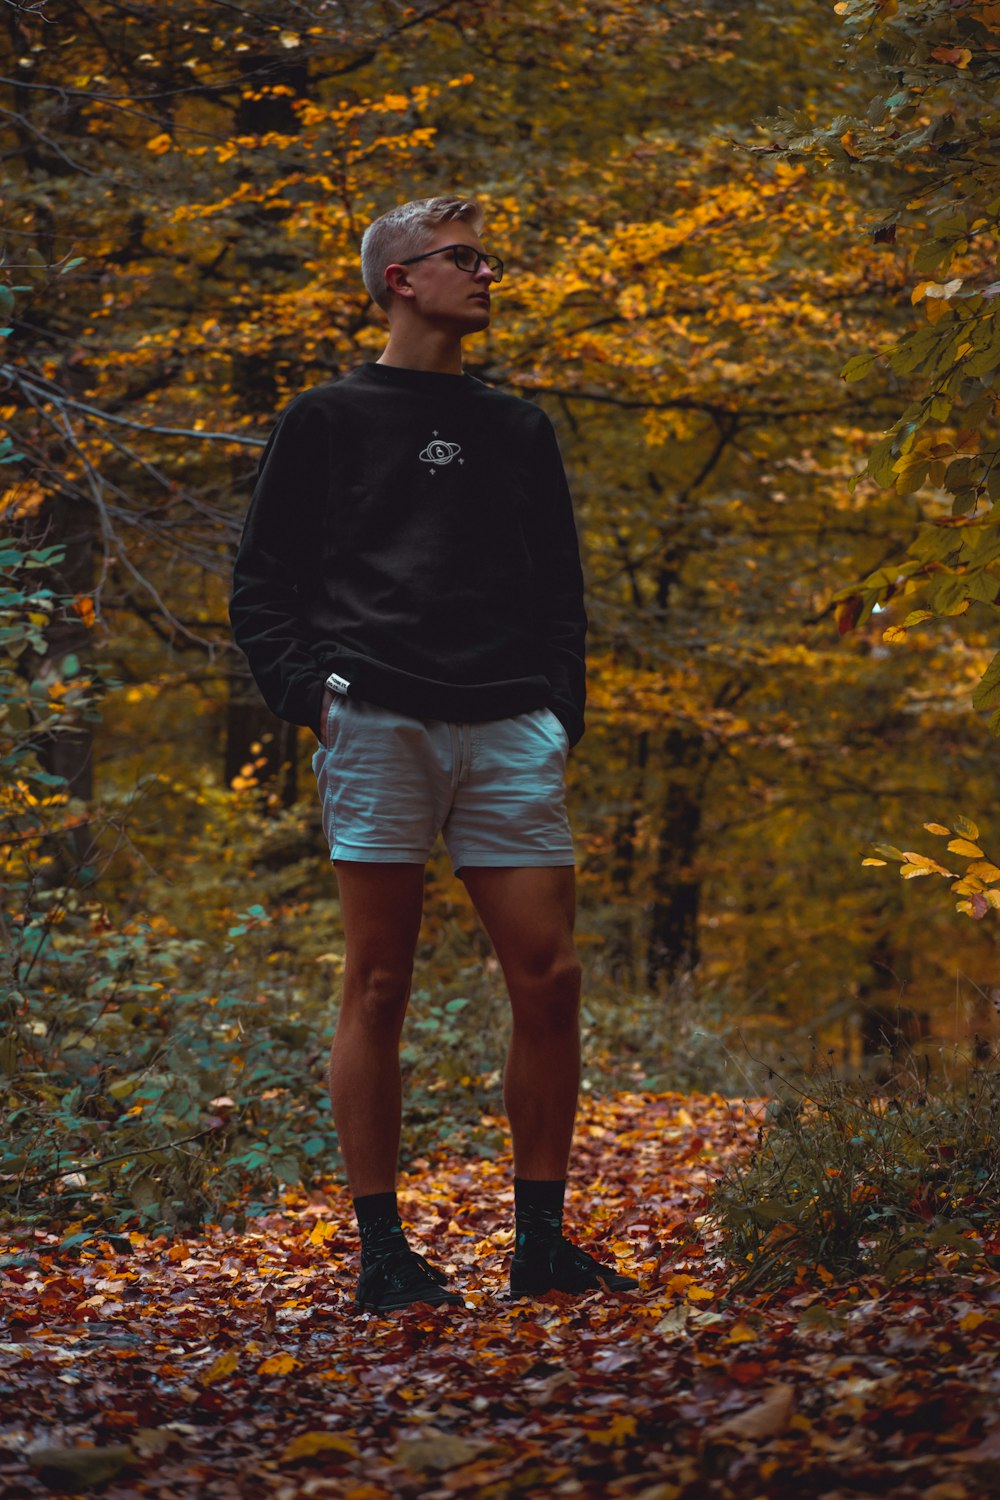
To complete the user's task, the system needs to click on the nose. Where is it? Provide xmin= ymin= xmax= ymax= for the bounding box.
xmin=474 ymin=257 xmax=496 ymax=284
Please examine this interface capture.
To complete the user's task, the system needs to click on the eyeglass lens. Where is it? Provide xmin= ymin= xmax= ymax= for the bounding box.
xmin=454 ymin=246 xmax=502 ymax=280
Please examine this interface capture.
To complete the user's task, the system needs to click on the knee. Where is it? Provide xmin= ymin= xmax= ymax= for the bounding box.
xmin=512 ymin=952 xmax=582 ymax=1029
xmin=342 ymin=965 xmax=411 ymax=1033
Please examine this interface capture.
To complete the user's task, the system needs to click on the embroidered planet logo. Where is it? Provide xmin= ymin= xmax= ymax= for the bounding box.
xmin=420 ymin=439 xmax=461 ymax=465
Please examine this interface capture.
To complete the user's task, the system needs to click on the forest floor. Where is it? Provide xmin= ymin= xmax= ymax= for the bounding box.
xmin=1 ymin=1091 xmax=998 ymax=1500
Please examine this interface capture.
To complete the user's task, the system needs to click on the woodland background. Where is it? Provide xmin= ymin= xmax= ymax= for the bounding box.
xmin=3 ymin=0 xmax=1000 ymax=1237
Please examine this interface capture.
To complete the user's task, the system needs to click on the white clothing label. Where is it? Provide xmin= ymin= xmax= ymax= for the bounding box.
xmin=325 ymin=672 xmax=351 ymax=695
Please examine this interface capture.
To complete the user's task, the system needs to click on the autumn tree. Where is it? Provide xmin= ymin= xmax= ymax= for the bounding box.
xmin=3 ymin=0 xmax=997 ymax=1016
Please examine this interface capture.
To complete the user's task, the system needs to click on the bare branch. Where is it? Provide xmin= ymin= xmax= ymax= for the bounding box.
xmin=1 ymin=365 xmax=266 ymax=445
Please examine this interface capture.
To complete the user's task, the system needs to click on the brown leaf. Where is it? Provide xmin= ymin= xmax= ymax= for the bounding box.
xmin=713 ymin=1382 xmax=795 ymax=1440
xmin=395 ymin=1429 xmax=488 ymax=1473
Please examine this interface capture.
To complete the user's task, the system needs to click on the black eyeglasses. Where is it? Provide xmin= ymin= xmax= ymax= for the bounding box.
xmin=399 ymin=243 xmax=504 ymax=282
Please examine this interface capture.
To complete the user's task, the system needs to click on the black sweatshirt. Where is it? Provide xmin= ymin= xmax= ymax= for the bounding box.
xmin=229 ymin=362 xmax=588 ymax=745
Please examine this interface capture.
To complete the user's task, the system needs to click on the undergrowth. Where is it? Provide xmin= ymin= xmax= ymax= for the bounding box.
xmin=709 ymin=1057 xmax=1000 ymax=1291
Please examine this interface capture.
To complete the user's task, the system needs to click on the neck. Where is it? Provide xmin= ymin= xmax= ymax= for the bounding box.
xmin=377 ymin=323 xmax=466 ymax=376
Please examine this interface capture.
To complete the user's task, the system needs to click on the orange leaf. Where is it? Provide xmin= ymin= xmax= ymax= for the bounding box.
xmin=258 ymin=1353 xmax=300 ymax=1375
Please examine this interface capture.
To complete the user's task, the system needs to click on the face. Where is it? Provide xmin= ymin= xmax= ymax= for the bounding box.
xmin=387 ymin=222 xmax=499 ymax=332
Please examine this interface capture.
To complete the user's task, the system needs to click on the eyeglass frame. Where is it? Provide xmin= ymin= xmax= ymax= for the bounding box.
xmin=397 ymin=243 xmax=504 ymax=282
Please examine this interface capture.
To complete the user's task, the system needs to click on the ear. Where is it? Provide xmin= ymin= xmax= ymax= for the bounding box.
xmin=383 ymin=263 xmax=415 ymax=300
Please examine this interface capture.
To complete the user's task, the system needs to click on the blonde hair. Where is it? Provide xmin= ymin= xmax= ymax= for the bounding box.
xmin=361 ymin=196 xmax=484 ymax=311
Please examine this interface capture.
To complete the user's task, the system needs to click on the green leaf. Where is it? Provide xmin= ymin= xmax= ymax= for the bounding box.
xmin=28 ymin=1445 xmax=134 ymax=1488
xmin=972 ymin=650 xmax=1000 ymax=712
xmin=871 ymin=843 xmax=906 ymax=862
xmin=842 ymin=351 xmax=880 ymax=382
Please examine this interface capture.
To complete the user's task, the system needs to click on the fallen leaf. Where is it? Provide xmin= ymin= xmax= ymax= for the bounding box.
xmin=27 ymin=1444 xmax=135 ymax=1486
xmin=280 ymin=1430 xmax=358 ymax=1463
xmin=198 ymin=1350 xmax=238 ymax=1385
xmin=713 ymin=1383 xmax=795 ymax=1441
xmin=395 ymin=1429 xmax=486 ymax=1473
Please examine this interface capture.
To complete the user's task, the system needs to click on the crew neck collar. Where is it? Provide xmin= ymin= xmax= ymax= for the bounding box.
xmin=360 ymin=361 xmax=477 ymax=391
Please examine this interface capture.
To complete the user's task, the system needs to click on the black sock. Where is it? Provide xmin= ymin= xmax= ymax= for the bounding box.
xmin=354 ymin=1191 xmax=407 ymax=1267
xmin=514 ymin=1177 xmax=566 ymax=1254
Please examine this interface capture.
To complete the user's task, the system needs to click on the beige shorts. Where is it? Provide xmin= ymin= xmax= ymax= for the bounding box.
xmin=311 ymin=696 xmax=574 ymax=873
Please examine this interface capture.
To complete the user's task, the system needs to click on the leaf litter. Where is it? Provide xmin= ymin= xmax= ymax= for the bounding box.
xmin=1 ymin=1091 xmax=998 ymax=1498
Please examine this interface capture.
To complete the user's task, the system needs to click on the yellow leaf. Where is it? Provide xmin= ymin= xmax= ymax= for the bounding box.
xmin=589 ymin=1414 xmax=637 ymax=1446
xmin=723 ymin=1320 xmax=759 ymax=1344
xmin=923 ymin=823 xmax=951 ymax=836
xmin=947 ymin=839 xmax=984 ymax=858
xmin=309 ymin=1221 xmax=336 ymax=1245
xmin=199 ymin=1350 xmax=238 ymax=1385
xmin=882 ymin=624 xmax=908 ymax=643
xmin=280 ymin=1431 xmax=358 ymax=1464
xmin=258 ymin=1353 xmax=300 ymax=1375
xmin=954 ymin=816 xmax=980 ymax=840
xmin=960 ymin=1311 xmax=988 ymax=1331
xmin=862 ymin=858 xmax=887 ymax=867
xmin=686 ymin=1284 xmax=715 ymax=1302
xmin=901 ymin=853 xmax=954 ymax=876
xmin=966 ymin=861 xmax=1000 ymax=883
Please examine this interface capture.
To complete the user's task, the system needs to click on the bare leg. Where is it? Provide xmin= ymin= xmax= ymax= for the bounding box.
xmin=328 ymin=862 xmax=425 ymax=1198
xmin=460 ymin=866 xmax=581 ymax=1178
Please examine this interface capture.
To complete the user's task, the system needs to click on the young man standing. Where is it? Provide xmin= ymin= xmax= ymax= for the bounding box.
xmin=230 ymin=196 xmax=637 ymax=1312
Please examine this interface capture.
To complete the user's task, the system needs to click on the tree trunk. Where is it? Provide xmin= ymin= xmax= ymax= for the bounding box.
xmin=646 ymin=727 xmax=707 ymax=988
xmin=606 ymin=729 xmax=649 ymax=986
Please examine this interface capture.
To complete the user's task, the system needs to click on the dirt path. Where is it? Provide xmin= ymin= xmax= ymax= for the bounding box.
xmin=2 ymin=1092 xmax=998 ymax=1498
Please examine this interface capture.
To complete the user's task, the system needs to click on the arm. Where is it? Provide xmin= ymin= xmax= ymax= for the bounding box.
xmin=530 ymin=414 xmax=588 ymax=747
xmin=229 ymin=394 xmax=331 ymax=734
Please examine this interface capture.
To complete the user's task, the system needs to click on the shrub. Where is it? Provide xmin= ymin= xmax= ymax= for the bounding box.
xmin=709 ymin=1058 xmax=1000 ymax=1291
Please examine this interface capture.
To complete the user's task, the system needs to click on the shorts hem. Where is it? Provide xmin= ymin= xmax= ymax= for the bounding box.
xmin=449 ymin=851 xmax=576 ymax=872
xmin=330 ymin=843 xmax=429 ymax=864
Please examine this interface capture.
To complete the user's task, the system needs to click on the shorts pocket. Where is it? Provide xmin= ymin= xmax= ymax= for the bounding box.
xmin=321 ymin=693 xmax=346 ymax=749
xmin=540 ymin=706 xmax=570 ymax=756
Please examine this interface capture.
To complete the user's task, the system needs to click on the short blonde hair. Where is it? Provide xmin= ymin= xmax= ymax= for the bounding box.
xmin=360 ymin=196 xmax=484 ymax=311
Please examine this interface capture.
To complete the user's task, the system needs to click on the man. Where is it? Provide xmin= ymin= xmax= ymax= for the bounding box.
xmin=230 ymin=195 xmax=637 ymax=1312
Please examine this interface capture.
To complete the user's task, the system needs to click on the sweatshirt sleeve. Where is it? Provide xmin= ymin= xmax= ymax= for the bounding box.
xmin=229 ymin=395 xmax=331 ymax=733
xmin=529 ymin=413 xmax=588 ymax=747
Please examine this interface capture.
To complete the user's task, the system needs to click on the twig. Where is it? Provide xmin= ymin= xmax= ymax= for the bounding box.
xmin=1 ymin=365 xmax=267 ymax=446
xmin=32 ymin=1129 xmax=217 ymax=1186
